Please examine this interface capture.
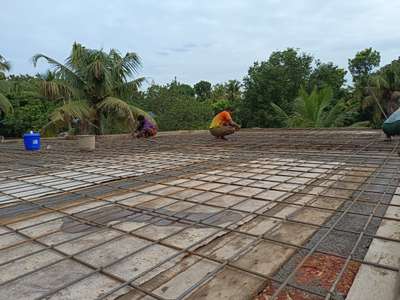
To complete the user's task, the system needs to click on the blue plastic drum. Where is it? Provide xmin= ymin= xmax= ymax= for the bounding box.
xmin=23 ymin=131 xmax=41 ymax=151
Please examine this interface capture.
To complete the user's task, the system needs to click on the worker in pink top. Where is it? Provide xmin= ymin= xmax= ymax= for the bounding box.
xmin=134 ymin=115 xmax=157 ymax=138
xmin=209 ymin=108 xmax=240 ymax=140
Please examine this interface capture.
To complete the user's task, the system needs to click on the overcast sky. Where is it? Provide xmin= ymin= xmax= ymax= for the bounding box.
xmin=1 ymin=0 xmax=399 ymax=85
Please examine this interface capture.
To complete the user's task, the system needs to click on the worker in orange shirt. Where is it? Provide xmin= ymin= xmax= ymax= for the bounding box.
xmin=209 ymin=107 xmax=241 ymax=140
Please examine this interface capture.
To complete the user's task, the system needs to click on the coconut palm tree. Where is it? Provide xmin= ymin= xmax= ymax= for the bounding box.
xmin=0 ymin=54 xmax=13 ymax=115
xmin=364 ymin=59 xmax=400 ymax=125
xmin=33 ymin=43 xmax=152 ymax=135
xmin=272 ymin=87 xmax=344 ymax=128
xmin=225 ymin=80 xmax=242 ymax=102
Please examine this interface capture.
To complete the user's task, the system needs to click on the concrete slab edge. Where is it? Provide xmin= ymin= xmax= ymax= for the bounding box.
xmin=0 ymin=128 xmax=382 ymax=143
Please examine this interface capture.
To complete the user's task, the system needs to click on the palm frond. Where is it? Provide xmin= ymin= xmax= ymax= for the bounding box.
xmin=85 ymin=53 xmax=114 ymax=95
xmin=0 ymin=92 xmax=13 ymax=114
xmin=40 ymin=79 xmax=72 ymax=100
xmin=294 ymin=87 xmax=309 ymax=118
xmin=32 ymin=54 xmax=85 ymax=88
xmin=0 ymin=55 xmax=11 ymax=72
xmin=130 ymin=105 xmax=157 ymax=127
xmin=68 ymin=43 xmax=89 ymax=69
xmin=321 ymin=100 xmax=345 ymax=127
xmin=120 ymin=52 xmax=142 ymax=77
xmin=369 ymin=75 xmax=388 ymax=90
xmin=60 ymin=100 xmax=90 ymax=119
xmin=44 ymin=100 xmax=91 ymax=129
xmin=271 ymin=102 xmax=289 ymax=127
xmin=113 ymin=77 xmax=146 ymax=98
xmin=289 ymin=87 xmax=336 ymax=128
xmin=315 ymin=87 xmax=333 ymax=127
xmin=109 ymin=50 xmax=142 ymax=83
xmin=93 ymin=57 xmax=109 ymax=80
xmin=36 ymin=70 xmax=80 ymax=100
xmin=97 ymin=96 xmax=134 ymax=120
xmin=109 ymin=49 xmax=126 ymax=81
xmin=127 ymin=77 xmax=145 ymax=89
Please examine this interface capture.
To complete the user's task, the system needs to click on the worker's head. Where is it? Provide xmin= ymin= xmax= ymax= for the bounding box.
xmin=137 ymin=115 xmax=145 ymax=122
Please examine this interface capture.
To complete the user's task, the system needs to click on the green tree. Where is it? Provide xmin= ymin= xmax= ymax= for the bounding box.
xmin=32 ymin=42 xmax=149 ymax=135
xmin=272 ymin=87 xmax=345 ymax=128
xmin=137 ymin=81 xmax=213 ymax=130
xmin=242 ymin=48 xmax=313 ymax=127
xmin=210 ymin=83 xmax=226 ymax=101
xmin=208 ymin=80 xmax=242 ymax=115
xmin=156 ymin=97 xmax=212 ymax=130
xmin=0 ymin=54 xmax=13 ymax=115
xmin=1 ymin=99 xmax=57 ymax=137
xmin=225 ymin=80 xmax=242 ymax=103
xmin=194 ymin=80 xmax=212 ymax=100
xmin=169 ymin=81 xmax=195 ymax=97
xmin=0 ymin=75 xmax=57 ymax=137
xmin=348 ymin=48 xmax=381 ymax=127
xmin=308 ymin=61 xmax=347 ymax=99
xmin=348 ymin=48 xmax=381 ymax=85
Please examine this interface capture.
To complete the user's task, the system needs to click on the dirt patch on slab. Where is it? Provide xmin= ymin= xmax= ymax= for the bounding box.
xmin=295 ymin=254 xmax=360 ymax=294
xmin=256 ymin=253 xmax=360 ymax=300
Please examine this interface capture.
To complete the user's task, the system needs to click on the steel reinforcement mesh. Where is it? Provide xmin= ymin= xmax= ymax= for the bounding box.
xmin=0 ymin=129 xmax=399 ymax=300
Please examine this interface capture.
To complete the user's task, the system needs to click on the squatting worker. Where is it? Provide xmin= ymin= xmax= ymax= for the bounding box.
xmin=209 ymin=107 xmax=241 ymax=140
xmin=134 ymin=115 xmax=157 ymax=138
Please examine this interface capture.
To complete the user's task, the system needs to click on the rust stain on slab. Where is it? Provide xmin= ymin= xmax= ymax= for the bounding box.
xmin=295 ymin=254 xmax=360 ymax=295
xmin=256 ymin=254 xmax=360 ymax=300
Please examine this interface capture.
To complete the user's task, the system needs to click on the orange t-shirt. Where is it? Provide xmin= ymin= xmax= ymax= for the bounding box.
xmin=209 ymin=111 xmax=232 ymax=129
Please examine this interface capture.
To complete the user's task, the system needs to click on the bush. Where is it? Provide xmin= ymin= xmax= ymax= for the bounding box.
xmin=136 ymin=82 xmax=213 ymax=131
xmin=154 ymin=98 xmax=212 ymax=131
xmin=0 ymin=99 xmax=56 ymax=137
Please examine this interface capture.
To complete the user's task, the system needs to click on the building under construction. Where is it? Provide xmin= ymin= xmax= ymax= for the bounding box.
xmin=0 ymin=129 xmax=399 ymax=300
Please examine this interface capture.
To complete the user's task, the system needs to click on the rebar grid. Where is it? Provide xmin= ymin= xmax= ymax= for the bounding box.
xmin=0 ymin=129 xmax=399 ymax=300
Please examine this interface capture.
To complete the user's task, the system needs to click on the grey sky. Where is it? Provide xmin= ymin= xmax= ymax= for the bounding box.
xmin=1 ymin=0 xmax=399 ymax=85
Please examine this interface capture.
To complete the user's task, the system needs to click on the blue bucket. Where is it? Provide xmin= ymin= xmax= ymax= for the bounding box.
xmin=23 ymin=131 xmax=41 ymax=151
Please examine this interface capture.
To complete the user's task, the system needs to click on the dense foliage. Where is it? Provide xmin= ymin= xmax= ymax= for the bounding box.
xmin=0 ymin=55 xmax=13 ymax=115
xmin=134 ymin=81 xmax=213 ymax=131
xmin=0 ymin=75 xmax=57 ymax=137
xmin=240 ymin=48 xmax=313 ymax=128
xmin=1 ymin=45 xmax=400 ymax=137
xmin=272 ymin=87 xmax=345 ymax=128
